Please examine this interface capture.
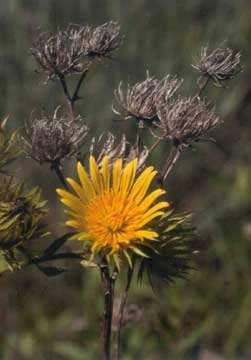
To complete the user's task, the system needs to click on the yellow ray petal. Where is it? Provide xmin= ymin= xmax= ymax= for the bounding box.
xmin=138 ymin=205 xmax=168 ymax=227
xmin=139 ymin=189 xmax=166 ymax=211
xmin=135 ymin=230 xmax=159 ymax=240
xmin=112 ymin=158 xmax=123 ymax=192
xmin=56 ymin=189 xmax=85 ymax=211
xmin=77 ymin=162 xmax=96 ymax=199
xmin=89 ymin=156 xmax=103 ymax=194
xmin=120 ymin=158 xmax=138 ymax=195
xmin=66 ymin=220 xmax=83 ymax=229
xmin=142 ymin=201 xmax=169 ymax=219
xmin=101 ymin=155 xmax=110 ymax=190
xmin=66 ymin=177 xmax=89 ymax=203
xmin=129 ymin=166 xmax=155 ymax=199
xmin=138 ymin=211 xmax=165 ymax=227
xmin=59 ymin=197 xmax=84 ymax=213
xmin=133 ymin=170 xmax=157 ymax=204
xmin=65 ymin=209 xmax=84 ymax=221
xmin=73 ymin=232 xmax=91 ymax=241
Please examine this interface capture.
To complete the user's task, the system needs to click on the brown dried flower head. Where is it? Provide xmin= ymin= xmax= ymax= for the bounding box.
xmin=31 ymin=21 xmax=122 ymax=80
xmin=83 ymin=21 xmax=122 ymax=59
xmin=157 ymin=97 xmax=221 ymax=146
xmin=31 ymin=25 xmax=90 ymax=80
xmin=90 ymin=132 xmax=149 ymax=171
xmin=193 ymin=46 xmax=241 ymax=85
xmin=23 ymin=107 xmax=88 ymax=165
xmin=113 ymin=73 xmax=182 ymax=124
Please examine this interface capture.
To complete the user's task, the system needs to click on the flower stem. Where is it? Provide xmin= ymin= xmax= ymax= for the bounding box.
xmin=58 ymin=68 xmax=89 ymax=122
xmin=194 ymin=76 xmax=210 ymax=98
xmin=100 ymin=263 xmax=116 ymax=360
xmin=115 ymin=267 xmax=134 ymax=360
xmin=161 ymin=146 xmax=181 ymax=181
xmin=51 ymin=161 xmax=69 ymax=189
xmin=72 ymin=69 xmax=88 ymax=103
xmin=148 ymin=138 xmax=162 ymax=154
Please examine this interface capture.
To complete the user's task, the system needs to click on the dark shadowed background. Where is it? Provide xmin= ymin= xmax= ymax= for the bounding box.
xmin=0 ymin=0 xmax=251 ymax=359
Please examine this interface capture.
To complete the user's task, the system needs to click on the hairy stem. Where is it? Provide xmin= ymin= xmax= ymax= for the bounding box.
xmin=115 ymin=267 xmax=134 ymax=360
xmin=100 ymin=263 xmax=116 ymax=360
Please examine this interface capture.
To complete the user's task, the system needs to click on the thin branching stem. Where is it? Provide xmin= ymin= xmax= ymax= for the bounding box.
xmin=58 ymin=74 xmax=75 ymax=121
xmin=72 ymin=68 xmax=89 ymax=103
xmin=51 ymin=161 xmax=69 ymax=189
xmin=161 ymin=146 xmax=182 ymax=181
xmin=58 ymin=68 xmax=89 ymax=121
xmin=194 ymin=76 xmax=210 ymax=98
xmin=136 ymin=121 xmax=144 ymax=150
xmin=58 ymin=73 xmax=71 ymax=101
xmin=148 ymin=137 xmax=162 ymax=154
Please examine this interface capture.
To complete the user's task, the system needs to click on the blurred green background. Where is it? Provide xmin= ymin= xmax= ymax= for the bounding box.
xmin=1 ymin=0 xmax=251 ymax=359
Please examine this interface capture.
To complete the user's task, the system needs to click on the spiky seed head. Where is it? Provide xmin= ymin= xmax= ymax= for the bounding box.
xmin=31 ymin=25 xmax=90 ymax=80
xmin=192 ymin=46 xmax=242 ymax=85
xmin=31 ymin=21 xmax=122 ymax=80
xmin=82 ymin=21 xmax=123 ymax=58
xmin=113 ymin=73 xmax=182 ymax=124
xmin=157 ymin=97 xmax=221 ymax=145
xmin=22 ymin=107 xmax=88 ymax=165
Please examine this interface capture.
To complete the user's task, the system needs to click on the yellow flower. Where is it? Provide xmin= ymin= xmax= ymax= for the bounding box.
xmin=56 ymin=156 xmax=169 ymax=258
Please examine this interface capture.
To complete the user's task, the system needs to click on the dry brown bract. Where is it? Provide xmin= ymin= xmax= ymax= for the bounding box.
xmin=31 ymin=21 xmax=122 ymax=81
xmin=23 ymin=107 xmax=88 ymax=165
xmin=192 ymin=46 xmax=241 ymax=85
xmin=83 ymin=21 xmax=122 ymax=58
xmin=90 ymin=132 xmax=149 ymax=171
xmin=113 ymin=73 xmax=182 ymax=123
xmin=157 ymin=97 xmax=221 ymax=146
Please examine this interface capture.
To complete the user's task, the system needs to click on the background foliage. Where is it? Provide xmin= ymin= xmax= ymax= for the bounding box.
xmin=0 ymin=0 xmax=251 ymax=359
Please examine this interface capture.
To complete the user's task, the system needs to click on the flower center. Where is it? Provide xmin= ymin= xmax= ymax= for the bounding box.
xmin=84 ymin=190 xmax=143 ymax=248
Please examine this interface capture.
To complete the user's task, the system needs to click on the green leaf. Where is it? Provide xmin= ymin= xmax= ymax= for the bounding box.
xmin=38 ymin=265 xmax=66 ymax=277
xmin=44 ymin=233 xmax=72 ymax=256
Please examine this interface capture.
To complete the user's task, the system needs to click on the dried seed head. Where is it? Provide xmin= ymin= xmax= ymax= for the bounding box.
xmin=83 ymin=21 xmax=122 ymax=58
xmin=22 ymin=107 xmax=88 ymax=165
xmin=31 ymin=21 xmax=122 ymax=80
xmin=113 ymin=73 xmax=182 ymax=124
xmin=192 ymin=46 xmax=241 ymax=85
xmin=154 ymin=76 xmax=183 ymax=109
xmin=90 ymin=132 xmax=149 ymax=171
xmin=31 ymin=25 xmax=90 ymax=80
xmin=157 ymin=97 xmax=221 ymax=145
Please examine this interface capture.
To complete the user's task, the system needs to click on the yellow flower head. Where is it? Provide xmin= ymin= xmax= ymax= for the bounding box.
xmin=56 ymin=156 xmax=169 ymax=258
